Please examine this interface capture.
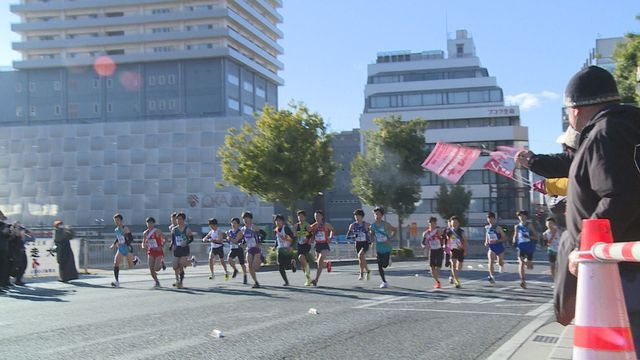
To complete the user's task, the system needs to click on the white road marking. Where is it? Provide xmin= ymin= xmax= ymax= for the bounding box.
xmin=486 ymin=305 xmax=554 ymax=360
xmin=525 ymin=301 xmax=553 ymax=317
xmin=363 ymin=307 xmax=532 ymax=317
xmin=353 ymin=295 xmax=407 ymax=309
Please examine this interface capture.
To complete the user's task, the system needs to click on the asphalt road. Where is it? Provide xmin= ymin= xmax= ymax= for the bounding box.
xmin=0 ymin=259 xmax=554 ymax=360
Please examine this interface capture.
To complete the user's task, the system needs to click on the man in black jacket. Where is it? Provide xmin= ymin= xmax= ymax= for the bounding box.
xmin=550 ymin=66 xmax=640 ymax=348
xmin=0 ymin=211 xmax=10 ymax=290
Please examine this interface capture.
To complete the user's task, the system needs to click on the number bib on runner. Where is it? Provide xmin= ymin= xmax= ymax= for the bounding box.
xmin=116 ymin=233 xmax=125 ymax=245
xmin=355 ymin=231 xmax=367 ymax=242
xmin=376 ymin=234 xmax=387 ymax=243
xmin=175 ymin=235 xmax=185 ymax=247
xmin=488 ymin=232 xmax=498 ymax=243
xmin=429 ymin=239 xmax=441 ymax=249
xmin=316 ymin=231 xmax=326 ymax=242
xmin=147 ymin=238 xmax=158 ymax=249
xmin=450 ymin=238 xmax=462 ymax=249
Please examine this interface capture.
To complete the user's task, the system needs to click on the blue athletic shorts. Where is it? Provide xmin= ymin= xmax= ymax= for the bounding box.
xmin=517 ymin=242 xmax=535 ymax=260
xmin=117 ymin=245 xmax=129 ymax=256
xmin=489 ymin=243 xmax=505 ymax=255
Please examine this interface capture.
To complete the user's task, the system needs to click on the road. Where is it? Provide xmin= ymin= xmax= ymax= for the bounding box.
xmin=0 ymin=259 xmax=554 ymax=360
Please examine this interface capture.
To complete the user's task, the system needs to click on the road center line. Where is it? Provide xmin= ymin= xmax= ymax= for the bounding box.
xmin=360 ymin=307 xmax=531 ymax=317
xmin=354 ymin=295 xmax=407 ymax=309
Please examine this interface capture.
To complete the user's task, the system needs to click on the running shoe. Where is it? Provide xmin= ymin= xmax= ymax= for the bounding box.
xmin=154 ymin=281 xmax=161 ymax=288
xmin=454 ymin=279 xmax=461 ymax=289
xmin=379 ymin=282 xmax=388 ymax=289
xmin=133 ymin=256 xmax=140 ymax=266
xmin=366 ymin=270 xmax=371 ymax=281
xmin=304 ymin=279 xmax=312 ymax=286
xmin=111 ymin=281 xmax=119 ymax=288
xmin=291 ymin=260 xmax=297 ymax=273
xmin=520 ymin=281 xmax=527 ymax=289
xmin=161 ymin=260 xmax=166 ymax=271
xmin=434 ymin=281 xmax=441 ymax=289
xmin=252 ymin=282 xmax=260 ymax=289
xmin=311 ymin=279 xmax=318 ymax=287
xmin=488 ymin=275 xmax=495 ymax=284
xmin=283 ymin=282 xmax=289 ymax=286
xmin=190 ymin=256 xmax=197 ymax=267
xmin=243 ymin=275 xmax=248 ymax=285
xmin=232 ymin=269 xmax=238 ymax=278
xmin=224 ymin=272 xmax=230 ymax=281
xmin=209 ymin=275 xmax=214 ymax=280
xmin=449 ymin=276 xmax=454 ymax=284
xmin=358 ymin=273 xmax=363 ymax=281
xmin=176 ymin=282 xmax=184 ymax=289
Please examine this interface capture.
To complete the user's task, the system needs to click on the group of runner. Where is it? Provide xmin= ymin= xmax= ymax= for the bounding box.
xmin=110 ymin=207 xmax=559 ymax=290
xmin=422 ymin=210 xmax=560 ymax=290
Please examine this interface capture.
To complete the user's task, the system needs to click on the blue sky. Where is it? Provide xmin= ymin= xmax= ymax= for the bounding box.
xmin=0 ymin=1 xmax=637 ymax=154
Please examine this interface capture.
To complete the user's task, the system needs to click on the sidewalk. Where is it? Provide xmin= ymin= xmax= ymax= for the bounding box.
xmin=507 ymin=320 xmax=574 ymax=360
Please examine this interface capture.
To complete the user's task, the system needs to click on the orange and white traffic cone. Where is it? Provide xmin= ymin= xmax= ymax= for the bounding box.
xmin=573 ymin=219 xmax=636 ymax=359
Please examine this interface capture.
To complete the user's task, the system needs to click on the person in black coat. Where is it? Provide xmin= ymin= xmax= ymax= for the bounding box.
xmin=0 ymin=211 xmax=10 ymax=290
xmin=548 ymin=66 xmax=640 ymax=348
xmin=7 ymin=222 xmax=28 ymax=286
xmin=53 ymin=220 xmax=78 ymax=282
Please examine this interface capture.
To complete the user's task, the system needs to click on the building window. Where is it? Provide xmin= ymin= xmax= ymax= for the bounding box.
xmin=456 ymin=44 xmax=464 ymax=57
xmin=106 ymin=30 xmax=124 ymax=36
xmin=151 ymin=8 xmax=172 ymax=14
xmin=152 ymin=27 xmax=172 ymax=33
xmin=243 ymin=104 xmax=254 ymax=115
xmin=54 ymin=105 xmax=61 ymax=115
xmin=243 ymin=80 xmax=253 ymax=93
xmin=227 ymin=73 xmax=239 ymax=86
xmin=228 ymin=98 xmax=240 ymax=111
xmin=448 ymin=91 xmax=469 ymax=104
xmin=106 ymin=49 xmax=125 ymax=55
xmin=256 ymin=84 xmax=265 ymax=99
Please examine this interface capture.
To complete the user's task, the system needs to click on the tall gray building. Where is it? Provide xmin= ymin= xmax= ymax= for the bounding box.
xmin=325 ymin=129 xmax=361 ymax=233
xmin=1 ymin=0 xmax=283 ymax=229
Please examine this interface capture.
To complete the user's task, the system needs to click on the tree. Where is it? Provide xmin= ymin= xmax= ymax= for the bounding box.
xmin=218 ymin=103 xmax=336 ymax=219
xmin=351 ymin=115 xmax=428 ymax=247
xmin=613 ymin=16 xmax=640 ymax=105
xmin=435 ymin=184 xmax=472 ymax=226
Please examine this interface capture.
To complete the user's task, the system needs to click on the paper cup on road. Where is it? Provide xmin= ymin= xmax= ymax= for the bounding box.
xmin=414 ymin=274 xmax=419 ymax=277
xmin=467 ymin=265 xmax=473 ymax=270
xmin=308 ymin=308 xmax=319 ymax=315
xmin=211 ymin=329 xmax=224 ymax=338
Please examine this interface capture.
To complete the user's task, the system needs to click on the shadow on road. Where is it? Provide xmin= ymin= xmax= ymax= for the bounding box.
xmin=1 ymin=285 xmax=73 ymax=302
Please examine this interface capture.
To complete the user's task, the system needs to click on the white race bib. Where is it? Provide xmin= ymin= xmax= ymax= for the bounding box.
xmin=450 ymin=238 xmax=462 ymax=249
xmin=147 ymin=238 xmax=158 ymax=249
xmin=488 ymin=233 xmax=498 ymax=243
xmin=316 ymin=231 xmax=326 ymax=242
xmin=175 ymin=235 xmax=184 ymax=247
xmin=376 ymin=234 xmax=387 ymax=243
xmin=116 ymin=234 xmax=125 ymax=245
xmin=355 ymin=231 xmax=367 ymax=242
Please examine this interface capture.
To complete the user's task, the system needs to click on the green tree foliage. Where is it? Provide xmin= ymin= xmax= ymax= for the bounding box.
xmin=351 ymin=115 xmax=428 ymax=246
xmin=218 ymin=103 xmax=337 ymax=218
xmin=613 ymin=16 xmax=640 ymax=105
xmin=435 ymin=184 xmax=472 ymax=226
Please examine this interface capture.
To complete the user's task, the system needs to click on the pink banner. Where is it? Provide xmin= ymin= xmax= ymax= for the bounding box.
xmin=483 ymin=146 xmax=518 ymax=178
xmin=421 ymin=142 xmax=481 ymax=183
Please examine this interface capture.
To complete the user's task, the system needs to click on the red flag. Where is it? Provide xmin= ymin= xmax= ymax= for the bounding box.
xmin=483 ymin=146 xmax=518 ymax=179
xmin=421 ymin=142 xmax=481 ymax=183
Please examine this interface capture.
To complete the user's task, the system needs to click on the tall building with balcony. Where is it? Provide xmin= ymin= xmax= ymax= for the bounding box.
xmin=359 ymin=30 xmax=529 ymax=238
xmin=0 ymin=0 xmax=283 ymax=230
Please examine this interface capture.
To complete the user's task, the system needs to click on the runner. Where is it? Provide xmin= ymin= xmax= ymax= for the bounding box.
xmin=274 ymin=214 xmax=296 ymax=286
xmin=227 ymin=217 xmax=248 ymax=285
xmin=371 ymin=207 xmax=396 ymax=288
xmin=513 ymin=210 xmax=539 ymax=289
xmin=445 ymin=216 xmax=467 ymax=289
xmin=309 ymin=210 xmax=335 ymax=287
xmin=241 ymin=211 xmax=262 ymax=288
xmin=294 ymin=210 xmax=313 ymax=286
xmin=141 ymin=217 xmax=164 ymax=288
xmin=110 ymin=213 xmax=140 ymax=288
xmin=203 ymin=218 xmax=229 ymax=281
xmin=542 ymin=217 xmax=561 ymax=282
xmin=485 ymin=212 xmax=506 ymax=284
xmin=422 ymin=217 xmax=444 ymax=289
xmin=170 ymin=212 xmax=193 ymax=288
xmin=347 ymin=209 xmax=371 ymax=281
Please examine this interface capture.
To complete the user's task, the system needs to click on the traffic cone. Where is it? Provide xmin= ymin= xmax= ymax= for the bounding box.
xmin=573 ymin=219 xmax=636 ymax=359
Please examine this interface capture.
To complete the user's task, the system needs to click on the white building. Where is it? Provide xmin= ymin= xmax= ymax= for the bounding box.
xmin=359 ymin=30 xmax=529 ymax=239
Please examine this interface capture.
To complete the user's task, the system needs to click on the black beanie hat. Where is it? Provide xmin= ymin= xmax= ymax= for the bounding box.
xmin=564 ymin=66 xmax=620 ymax=107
